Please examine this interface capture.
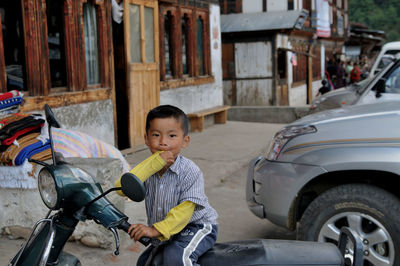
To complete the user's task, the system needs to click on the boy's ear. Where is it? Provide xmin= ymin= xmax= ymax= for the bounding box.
xmin=182 ymin=135 xmax=190 ymax=148
xmin=144 ymin=133 xmax=150 ymax=147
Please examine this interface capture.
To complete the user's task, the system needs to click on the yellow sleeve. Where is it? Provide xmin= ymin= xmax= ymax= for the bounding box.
xmin=153 ymin=201 xmax=195 ymax=241
xmin=114 ymin=151 xmax=166 ymax=196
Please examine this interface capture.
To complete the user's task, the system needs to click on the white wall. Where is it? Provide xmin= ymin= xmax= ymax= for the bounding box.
xmin=289 ymin=84 xmax=307 ymax=106
xmin=44 ymin=100 xmax=115 ymax=145
xmin=267 ymin=0 xmax=287 ymax=11
xmin=160 ymin=4 xmax=223 ymax=114
xmin=242 ymin=0 xmax=263 ymax=13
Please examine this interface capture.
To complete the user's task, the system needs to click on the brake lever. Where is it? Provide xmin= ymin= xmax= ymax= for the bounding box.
xmin=110 ymin=227 xmax=120 ymax=256
xmin=117 ymin=219 xmax=152 ymax=246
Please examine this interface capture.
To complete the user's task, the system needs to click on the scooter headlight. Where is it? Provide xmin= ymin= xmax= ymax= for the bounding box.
xmin=38 ymin=168 xmax=59 ymax=209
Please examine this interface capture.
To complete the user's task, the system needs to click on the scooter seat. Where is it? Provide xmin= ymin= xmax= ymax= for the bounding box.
xmin=198 ymin=239 xmax=344 ymax=266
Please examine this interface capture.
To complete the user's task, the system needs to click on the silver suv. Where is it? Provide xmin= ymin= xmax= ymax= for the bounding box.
xmin=246 ymin=101 xmax=400 ymax=266
xmin=310 ymin=59 xmax=400 ymax=113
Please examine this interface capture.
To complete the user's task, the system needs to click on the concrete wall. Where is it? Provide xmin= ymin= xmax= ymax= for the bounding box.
xmin=36 ymin=100 xmax=115 ymax=146
xmin=160 ymin=4 xmax=223 ymax=114
xmin=0 ymin=158 xmax=125 ymax=248
xmin=289 ymin=84 xmax=307 ymax=106
xmin=228 ymin=106 xmax=310 ymax=124
xmin=288 ymin=80 xmax=321 ymax=106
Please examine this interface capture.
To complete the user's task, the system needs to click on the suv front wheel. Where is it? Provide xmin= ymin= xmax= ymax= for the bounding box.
xmin=297 ymin=184 xmax=400 ymax=266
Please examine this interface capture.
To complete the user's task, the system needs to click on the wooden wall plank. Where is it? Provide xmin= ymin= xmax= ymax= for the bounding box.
xmin=20 ymin=88 xmax=112 ymax=112
xmin=0 ymin=12 xmax=5 ymax=92
xmin=22 ymin=0 xmax=51 ymax=96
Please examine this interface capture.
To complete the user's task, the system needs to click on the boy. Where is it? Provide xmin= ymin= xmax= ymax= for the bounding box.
xmin=117 ymin=105 xmax=218 ymax=266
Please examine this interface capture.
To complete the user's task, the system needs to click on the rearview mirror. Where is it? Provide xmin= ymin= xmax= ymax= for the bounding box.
xmin=44 ymin=104 xmax=61 ymax=128
xmin=375 ymin=78 xmax=386 ymax=98
xmin=121 ymin=173 xmax=145 ymax=202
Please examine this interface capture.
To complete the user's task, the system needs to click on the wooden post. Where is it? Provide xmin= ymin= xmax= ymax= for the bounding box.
xmin=307 ymin=54 xmax=313 ymax=104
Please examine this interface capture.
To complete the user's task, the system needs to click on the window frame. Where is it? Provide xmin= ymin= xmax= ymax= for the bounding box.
xmin=159 ymin=3 xmax=213 ymax=90
xmin=159 ymin=5 xmax=179 ymax=80
xmin=0 ymin=0 xmax=112 ymax=99
xmin=80 ymin=0 xmax=110 ymax=90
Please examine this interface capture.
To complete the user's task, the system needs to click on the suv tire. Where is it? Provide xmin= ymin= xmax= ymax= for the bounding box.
xmin=297 ymin=184 xmax=400 ymax=266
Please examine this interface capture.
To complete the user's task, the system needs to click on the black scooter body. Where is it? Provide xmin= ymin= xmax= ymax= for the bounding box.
xmin=198 ymin=239 xmax=343 ymax=266
xmin=151 ymin=239 xmax=343 ymax=266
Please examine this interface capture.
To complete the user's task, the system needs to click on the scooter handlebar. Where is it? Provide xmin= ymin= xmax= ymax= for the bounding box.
xmin=118 ymin=220 xmax=151 ymax=246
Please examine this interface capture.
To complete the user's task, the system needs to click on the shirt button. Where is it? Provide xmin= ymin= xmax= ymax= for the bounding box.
xmin=160 ymin=184 xmax=164 ymax=189
xmin=158 ymin=207 xmax=162 ymax=211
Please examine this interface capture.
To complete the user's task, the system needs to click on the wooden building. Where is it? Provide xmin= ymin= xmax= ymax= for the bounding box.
xmin=0 ymin=0 xmax=223 ymax=150
xmin=220 ymin=0 xmax=349 ymax=106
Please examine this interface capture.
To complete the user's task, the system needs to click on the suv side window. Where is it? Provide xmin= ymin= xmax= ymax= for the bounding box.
xmin=385 ymin=65 xmax=400 ymax=93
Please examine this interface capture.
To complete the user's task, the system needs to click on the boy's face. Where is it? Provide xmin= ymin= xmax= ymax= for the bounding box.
xmin=145 ymin=117 xmax=190 ymax=159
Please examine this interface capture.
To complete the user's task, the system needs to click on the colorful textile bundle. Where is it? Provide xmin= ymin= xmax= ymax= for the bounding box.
xmin=53 ymin=128 xmax=131 ymax=172
xmin=0 ymin=132 xmax=52 ymax=166
xmin=0 ymin=90 xmax=23 ymax=118
xmin=0 ymin=114 xmax=45 ymax=146
xmin=0 ymin=113 xmax=49 ymax=166
xmin=0 ymin=115 xmax=130 ymax=189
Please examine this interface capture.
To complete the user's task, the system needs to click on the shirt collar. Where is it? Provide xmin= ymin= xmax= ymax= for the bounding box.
xmin=168 ymin=154 xmax=182 ymax=175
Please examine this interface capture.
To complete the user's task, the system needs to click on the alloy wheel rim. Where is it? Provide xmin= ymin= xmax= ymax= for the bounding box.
xmin=317 ymin=211 xmax=394 ymax=265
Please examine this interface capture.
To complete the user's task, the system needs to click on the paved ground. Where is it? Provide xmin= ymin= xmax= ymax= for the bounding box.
xmin=1 ymin=121 xmax=295 ymax=265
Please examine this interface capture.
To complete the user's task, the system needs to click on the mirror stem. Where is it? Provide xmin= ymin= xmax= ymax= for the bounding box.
xmin=86 ymin=187 xmax=122 ymax=206
xmin=48 ymin=125 xmax=57 ymax=166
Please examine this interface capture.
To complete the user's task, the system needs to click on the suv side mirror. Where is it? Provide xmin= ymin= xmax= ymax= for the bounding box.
xmin=375 ymin=78 xmax=386 ymax=98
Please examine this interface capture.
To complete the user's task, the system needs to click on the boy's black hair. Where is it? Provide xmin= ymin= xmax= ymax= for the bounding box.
xmin=146 ymin=105 xmax=189 ymax=136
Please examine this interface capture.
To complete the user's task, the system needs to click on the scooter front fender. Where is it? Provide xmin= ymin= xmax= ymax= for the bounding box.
xmin=10 ymin=214 xmax=78 ymax=266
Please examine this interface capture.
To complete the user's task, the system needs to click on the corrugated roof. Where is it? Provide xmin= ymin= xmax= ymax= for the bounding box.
xmin=221 ymin=9 xmax=309 ymax=33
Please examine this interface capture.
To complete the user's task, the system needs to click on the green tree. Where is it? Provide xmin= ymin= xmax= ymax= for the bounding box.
xmin=348 ymin=0 xmax=400 ymax=42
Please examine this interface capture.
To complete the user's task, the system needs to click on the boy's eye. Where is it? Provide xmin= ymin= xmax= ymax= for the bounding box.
xmin=169 ymin=134 xmax=177 ymax=138
xmin=152 ymin=133 xmax=160 ymax=137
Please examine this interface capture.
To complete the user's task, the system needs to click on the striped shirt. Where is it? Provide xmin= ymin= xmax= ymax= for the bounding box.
xmin=144 ymin=155 xmax=218 ymax=227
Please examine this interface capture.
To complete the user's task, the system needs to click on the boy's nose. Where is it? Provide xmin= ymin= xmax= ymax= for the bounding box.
xmin=159 ymin=136 xmax=167 ymax=146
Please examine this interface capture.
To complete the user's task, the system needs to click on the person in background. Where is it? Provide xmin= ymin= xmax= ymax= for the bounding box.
xmin=350 ymin=62 xmax=361 ymax=84
xmin=326 ymin=58 xmax=337 ymax=86
xmin=345 ymin=59 xmax=354 ymax=85
xmin=335 ymin=60 xmax=346 ymax=89
xmin=316 ymin=79 xmax=331 ymax=96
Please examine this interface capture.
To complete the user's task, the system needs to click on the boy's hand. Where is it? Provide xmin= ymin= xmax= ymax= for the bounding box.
xmin=128 ymin=223 xmax=161 ymax=242
xmin=159 ymin=151 xmax=175 ymax=166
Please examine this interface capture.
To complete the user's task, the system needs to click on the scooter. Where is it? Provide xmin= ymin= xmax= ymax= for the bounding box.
xmin=9 ymin=104 xmax=364 ymax=266
xmin=9 ymin=104 xmax=150 ymax=266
